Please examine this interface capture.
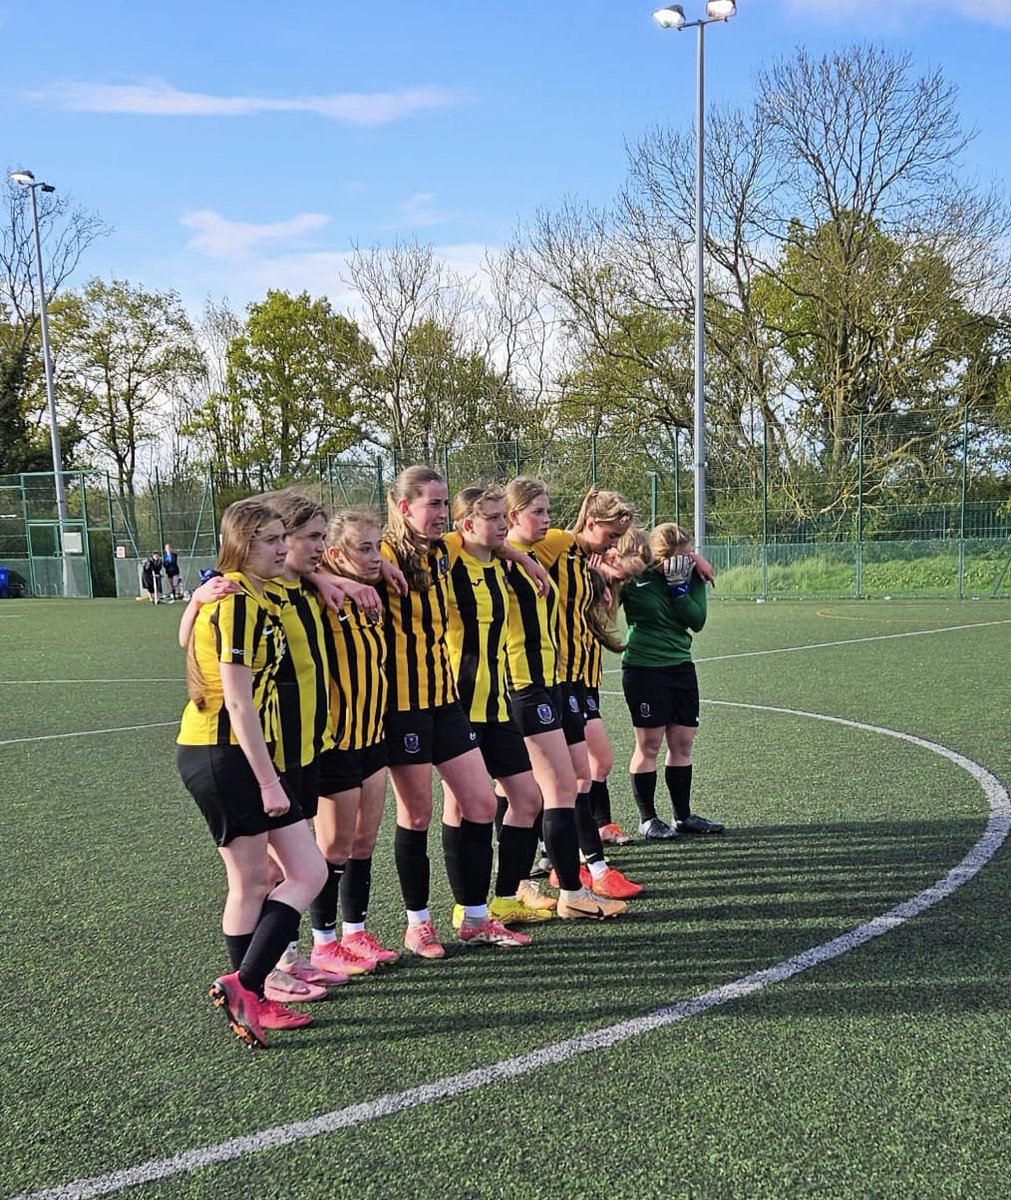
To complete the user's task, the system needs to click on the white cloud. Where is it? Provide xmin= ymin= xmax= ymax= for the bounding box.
xmin=181 ymin=210 xmax=333 ymax=260
xmin=399 ymin=192 xmax=447 ymax=228
xmin=165 ymin=240 xmax=500 ymax=319
xmin=781 ymin=0 xmax=1011 ymax=26
xmin=25 ymin=79 xmax=476 ymax=126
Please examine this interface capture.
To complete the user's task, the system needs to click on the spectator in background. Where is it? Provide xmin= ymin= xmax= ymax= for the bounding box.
xmin=141 ymin=552 xmax=163 ymax=604
xmin=163 ymin=543 xmax=182 ymax=601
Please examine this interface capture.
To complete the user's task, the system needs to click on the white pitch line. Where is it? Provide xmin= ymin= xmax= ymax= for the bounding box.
xmin=600 ymin=617 xmax=1011 ymax=673
xmin=14 ymin=706 xmax=1010 ymax=1200
xmin=0 ymin=678 xmax=182 ymax=685
xmin=0 ymin=722 xmax=178 ymax=748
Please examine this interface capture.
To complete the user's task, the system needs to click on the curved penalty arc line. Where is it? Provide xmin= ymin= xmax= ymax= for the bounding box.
xmin=14 ymin=705 xmax=1010 ymax=1200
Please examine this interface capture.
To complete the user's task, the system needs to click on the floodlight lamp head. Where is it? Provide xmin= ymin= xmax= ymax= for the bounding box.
xmin=705 ymin=0 xmax=736 ymax=18
xmin=41 ymin=184 xmax=56 ymax=193
xmin=9 ymin=170 xmax=35 ymax=186
xmin=653 ymin=5 xmax=686 ymax=29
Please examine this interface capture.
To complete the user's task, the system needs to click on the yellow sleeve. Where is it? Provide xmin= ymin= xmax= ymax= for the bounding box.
xmin=533 ymin=528 xmax=574 ymax=570
xmin=210 ymin=593 xmax=258 ymax=665
xmin=442 ymin=530 xmax=463 ymax=567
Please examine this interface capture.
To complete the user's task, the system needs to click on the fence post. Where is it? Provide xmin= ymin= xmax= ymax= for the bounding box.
xmin=958 ymin=405 xmax=969 ymax=599
xmin=673 ymin=431 xmax=681 ymax=526
xmin=104 ymin=471 xmax=116 ymax=561
xmin=154 ymin=466 xmax=166 ymax=553
xmin=208 ymin=466 xmax=220 ymax=553
xmin=513 ymin=439 xmax=521 ymax=476
xmin=79 ymin=472 xmax=93 ymax=598
xmin=650 ymin=472 xmax=658 ymax=527
xmin=442 ymin=445 xmax=451 ymax=494
xmin=762 ymin=424 xmax=769 ymax=600
xmin=590 ymin=434 xmax=598 ymax=485
xmin=856 ymin=414 xmax=864 ymax=599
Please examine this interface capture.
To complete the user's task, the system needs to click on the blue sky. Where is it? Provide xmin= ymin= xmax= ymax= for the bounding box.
xmin=4 ymin=0 xmax=1010 ymax=317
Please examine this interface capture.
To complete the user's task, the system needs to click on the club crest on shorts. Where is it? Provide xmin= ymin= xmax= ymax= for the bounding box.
xmin=568 ymin=694 xmax=580 ymax=713
xmin=403 ymin=732 xmax=421 ymax=754
xmin=536 ymin=703 xmax=555 ymax=725
xmin=639 ymin=702 xmax=652 ymax=718
xmin=586 ymin=695 xmax=598 ymax=712
xmin=469 ymin=730 xmax=477 ymax=741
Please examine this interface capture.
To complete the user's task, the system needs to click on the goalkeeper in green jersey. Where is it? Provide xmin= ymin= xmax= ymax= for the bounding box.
xmin=610 ymin=523 xmax=725 ymax=841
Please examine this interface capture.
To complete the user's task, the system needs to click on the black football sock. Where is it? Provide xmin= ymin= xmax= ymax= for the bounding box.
xmin=574 ymin=792 xmax=606 ymax=865
xmin=459 ymin=818 xmax=494 ymax=906
xmin=309 ymin=859 xmax=344 ymax=932
xmin=395 ymin=825 xmax=431 ymax=912
xmin=542 ymin=808 xmax=582 ymax=891
xmin=665 ymin=764 xmax=693 ymax=823
xmin=341 ymin=856 xmax=374 ymax=925
xmin=588 ymin=778 xmax=613 ymax=826
xmin=238 ymin=899 xmax=301 ymax=997
xmin=631 ymin=771 xmax=659 ymax=823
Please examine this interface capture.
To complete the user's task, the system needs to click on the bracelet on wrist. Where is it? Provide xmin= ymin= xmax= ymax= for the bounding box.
xmin=258 ymin=776 xmax=281 ymax=790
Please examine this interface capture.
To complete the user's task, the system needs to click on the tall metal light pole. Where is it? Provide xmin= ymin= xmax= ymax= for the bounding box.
xmin=10 ymin=169 xmax=74 ymax=595
xmin=652 ymin=2 xmax=736 ymax=553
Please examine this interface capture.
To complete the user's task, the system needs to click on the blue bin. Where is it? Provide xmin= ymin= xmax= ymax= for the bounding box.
xmin=0 ymin=566 xmax=8 ymax=599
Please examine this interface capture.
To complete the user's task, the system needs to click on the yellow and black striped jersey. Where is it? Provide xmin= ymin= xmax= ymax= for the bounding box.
xmin=532 ymin=529 xmax=593 ymax=684
xmin=380 ymin=540 xmax=458 ymax=712
xmin=444 ymin=540 xmax=510 ymax=724
xmin=263 ymin=578 xmax=336 ymax=770
xmin=177 ymin=572 xmax=285 ymax=755
xmin=325 ymin=599 xmax=388 ymax=750
xmin=583 ymin=635 xmax=603 ymax=689
xmin=503 ymin=550 xmax=558 ymax=693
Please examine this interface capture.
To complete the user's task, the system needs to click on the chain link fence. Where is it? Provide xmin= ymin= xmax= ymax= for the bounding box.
xmin=3 ymin=405 xmax=1009 ymax=599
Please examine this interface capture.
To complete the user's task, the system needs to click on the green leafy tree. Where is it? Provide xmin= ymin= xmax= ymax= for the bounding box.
xmin=1 ymin=175 xmax=107 ymax=475
xmin=51 ymin=278 xmax=205 ymax=535
xmin=184 ymin=290 xmax=375 ymax=484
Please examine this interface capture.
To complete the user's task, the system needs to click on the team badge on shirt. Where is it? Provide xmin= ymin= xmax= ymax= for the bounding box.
xmin=639 ymin=702 xmax=652 ymax=718
xmin=403 ymin=733 xmax=421 ymax=754
xmin=436 ymin=554 xmax=449 ymax=576
xmin=537 ymin=703 xmax=555 ymax=725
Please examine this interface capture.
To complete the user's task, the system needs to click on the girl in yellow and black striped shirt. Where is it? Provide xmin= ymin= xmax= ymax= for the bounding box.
xmin=380 ymin=466 xmax=531 ymax=956
xmin=530 ymin=483 xmax=643 ymax=901
xmin=503 ymin=477 xmax=627 ymax=919
xmin=309 ymin=508 xmax=400 ymax=971
xmin=442 ymin=486 xmax=552 ymax=926
xmin=176 ymin=497 xmax=327 ymax=1049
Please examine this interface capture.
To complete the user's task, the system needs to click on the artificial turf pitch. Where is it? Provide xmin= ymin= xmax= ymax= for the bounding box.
xmin=1 ymin=598 xmax=1009 ymax=1200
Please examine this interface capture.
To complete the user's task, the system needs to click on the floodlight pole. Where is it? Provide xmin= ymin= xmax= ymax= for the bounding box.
xmin=693 ymin=18 xmax=707 ymax=553
xmin=11 ymin=170 xmax=74 ymax=595
xmin=652 ymin=4 xmax=735 ymax=553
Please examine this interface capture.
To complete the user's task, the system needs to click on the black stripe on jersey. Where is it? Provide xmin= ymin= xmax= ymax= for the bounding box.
xmin=278 ymin=588 xmax=329 ymax=767
xmin=485 ymin=567 xmax=507 ymax=722
xmin=432 ymin=561 xmax=453 ymax=703
xmin=210 ymin=604 xmax=232 ymax=744
xmin=418 ymin=585 xmax=439 ymax=706
xmin=450 ymin=559 xmax=481 ymax=714
xmin=505 ymin=566 xmax=550 ymax=691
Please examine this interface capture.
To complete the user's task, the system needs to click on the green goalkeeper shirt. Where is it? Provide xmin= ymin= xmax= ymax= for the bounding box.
xmin=620 ymin=569 xmax=707 ymax=668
